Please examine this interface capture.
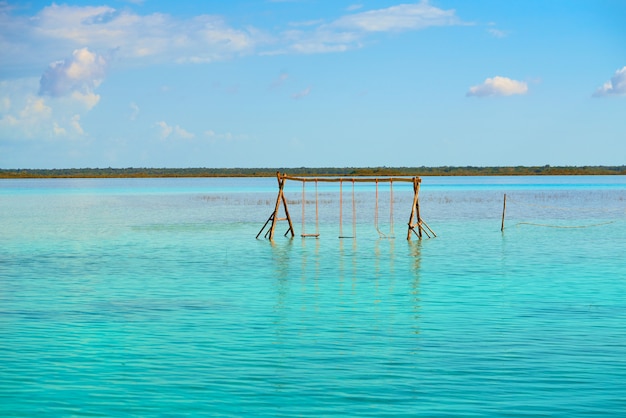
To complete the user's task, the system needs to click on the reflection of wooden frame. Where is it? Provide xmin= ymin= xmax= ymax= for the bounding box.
xmin=257 ymin=171 xmax=435 ymax=241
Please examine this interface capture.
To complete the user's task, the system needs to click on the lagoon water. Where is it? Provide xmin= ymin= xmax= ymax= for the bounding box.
xmin=1 ymin=176 xmax=626 ymax=416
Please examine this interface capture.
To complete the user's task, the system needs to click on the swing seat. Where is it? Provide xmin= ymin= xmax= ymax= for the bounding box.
xmin=300 ymin=178 xmax=320 ymax=238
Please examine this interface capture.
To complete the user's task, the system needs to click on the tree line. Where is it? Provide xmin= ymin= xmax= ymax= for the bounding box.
xmin=1 ymin=166 xmax=625 ymax=178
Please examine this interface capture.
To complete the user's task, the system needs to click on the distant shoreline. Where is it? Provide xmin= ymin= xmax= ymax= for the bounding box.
xmin=1 ymin=166 xmax=625 ymax=179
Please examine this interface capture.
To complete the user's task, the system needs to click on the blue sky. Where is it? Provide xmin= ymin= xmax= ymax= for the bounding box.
xmin=1 ymin=0 xmax=625 ymax=169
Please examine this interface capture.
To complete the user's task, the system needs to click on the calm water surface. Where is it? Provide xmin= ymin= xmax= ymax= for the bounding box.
xmin=1 ymin=176 xmax=625 ymax=416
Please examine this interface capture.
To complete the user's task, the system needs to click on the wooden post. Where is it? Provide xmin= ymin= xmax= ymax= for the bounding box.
xmin=407 ymin=177 xmax=422 ymax=240
xmin=267 ymin=172 xmax=283 ymax=240
xmin=278 ymin=173 xmax=294 ymax=239
xmin=501 ymin=193 xmax=507 ymax=232
xmin=258 ymin=172 xmax=294 ymax=241
xmin=415 ymin=179 xmax=422 ymax=239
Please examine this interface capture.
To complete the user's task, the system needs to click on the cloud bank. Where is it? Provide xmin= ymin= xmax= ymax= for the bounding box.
xmin=1 ymin=3 xmax=258 ymax=73
xmin=0 ymin=1 xmax=466 ymax=73
xmin=593 ymin=66 xmax=626 ymax=97
xmin=1 ymin=1 xmax=465 ymax=143
xmin=467 ymin=76 xmax=528 ymax=97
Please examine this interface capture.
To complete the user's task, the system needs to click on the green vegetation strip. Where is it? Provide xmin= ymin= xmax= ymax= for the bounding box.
xmin=1 ymin=166 xmax=625 ymax=179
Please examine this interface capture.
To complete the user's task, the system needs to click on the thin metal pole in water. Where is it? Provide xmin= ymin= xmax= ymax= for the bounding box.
xmin=501 ymin=193 xmax=507 ymax=232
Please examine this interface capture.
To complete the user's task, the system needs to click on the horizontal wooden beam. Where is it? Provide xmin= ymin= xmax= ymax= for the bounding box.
xmin=282 ymin=175 xmax=420 ymax=183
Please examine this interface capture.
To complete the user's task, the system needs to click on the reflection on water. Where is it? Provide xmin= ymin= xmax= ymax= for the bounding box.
xmin=269 ymin=236 xmax=423 ymax=350
xmin=270 ymin=237 xmax=294 ymax=280
xmin=408 ymin=240 xmax=422 ymax=338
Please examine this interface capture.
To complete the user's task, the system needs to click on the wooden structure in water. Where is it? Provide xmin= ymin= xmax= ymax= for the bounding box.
xmin=257 ymin=172 xmax=435 ymax=241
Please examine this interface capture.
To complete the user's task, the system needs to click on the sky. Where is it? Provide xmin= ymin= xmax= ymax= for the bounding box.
xmin=0 ymin=0 xmax=625 ymax=169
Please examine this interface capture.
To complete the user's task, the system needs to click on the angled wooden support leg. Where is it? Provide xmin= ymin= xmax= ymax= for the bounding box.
xmin=407 ymin=177 xmax=423 ymax=240
xmin=259 ymin=172 xmax=295 ymax=241
xmin=256 ymin=213 xmax=274 ymax=239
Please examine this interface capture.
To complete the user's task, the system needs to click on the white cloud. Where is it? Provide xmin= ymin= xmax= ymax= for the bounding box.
xmin=70 ymin=114 xmax=84 ymax=135
xmin=333 ymin=1 xmax=460 ymax=32
xmin=487 ymin=28 xmax=508 ymax=38
xmin=130 ymin=102 xmax=140 ymax=120
xmin=270 ymin=72 xmax=289 ymax=90
xmin=156 ymin=121 xmax=173 ymax=139
xmin=31 ymin=5 xmax=255 ymax=64
xmin=0 ymin=77 xmax=100 ymax=141
xmin=0 ymin=83 xmax=54 ymax=139
xmin=288 ymin=19 xmax=325 ymax=28
xmin=284 ymin=29 xmax=358 ymax=54
xmin=53 ymin=122 xmax=67 ymax=136
xmin=272 ymin=1 xmax=463 ymax=55
xmin=0 ymin=93 xmax=58 ymax=140
xmin=175 ymin=126 xmax=195 ymax=139
xmin=204 ymin=130 xmax=249 ymax=142
xmin=486 ymin=22 xmax=508 ymax=38
xmin=0 ymin=93 xmax=55 ymax=139
xmin=1 ymin=97 xmax=10 ymax=112
xmin=39 ymin=48 xmax=106 ymax=96
xmin=19 ymin=97 xmax=52 ymax=120
xmin=467 ymin=76 xmax=528 ymax=97
xmin=70 ymin=91 xmax=101 ymax=110
xmin=39 ymin=47 xmax=106 ymax=109
xmin=34 ymin=4 xmax=119 ymax=42
xmin=346 ymin=4 xmax=363 ymax=12
xmin=593 ymin=66 xmax=626 ymax=97
xmin=156 ymin=121 xmax=195 ymax=140
xmin=204 ymin=130 xmax=233 ymax=141
xmin=292 ymin=86 xmax=311 ymax=99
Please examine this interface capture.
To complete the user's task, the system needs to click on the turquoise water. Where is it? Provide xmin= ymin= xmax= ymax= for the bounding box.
xmin=1 ymin=176 xmax=626 ymax=416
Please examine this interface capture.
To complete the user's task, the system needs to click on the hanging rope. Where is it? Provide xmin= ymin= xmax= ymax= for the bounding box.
xmin=389 ymin=179 xmax=394 ymax=236
xmin=339 ymin=179 xmax=343 ymax=237
xmin=374 ymin=179 xmax=395 ymax=238
xmin=339 ymin=179 xmax=356 ymax=239
xmin=301 ymin=179 xmax=320 ymax=237
xmin=314 ymin=178 xmax=319 ymax=235
xmin=352 ymin=179 xmax=356 ymax=238
xmin=375 ymin=179 xmax=381 ymax=236
xmin=301 ymin=180 xmax=306 ymax=234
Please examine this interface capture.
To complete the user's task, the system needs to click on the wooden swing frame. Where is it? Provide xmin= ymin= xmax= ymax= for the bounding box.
xmin=256 ymin=171 xmax=435 ymax=241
